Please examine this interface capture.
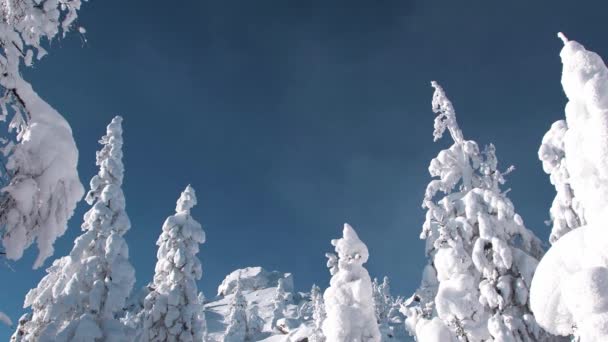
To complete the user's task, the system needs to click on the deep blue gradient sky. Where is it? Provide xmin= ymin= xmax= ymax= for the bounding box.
xmin=2 ymin=0 xmax=608 ymax=338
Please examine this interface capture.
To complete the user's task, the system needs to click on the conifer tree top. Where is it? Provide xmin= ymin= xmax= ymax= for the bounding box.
xmin=176 ymin=184 xmax=197 ymax=213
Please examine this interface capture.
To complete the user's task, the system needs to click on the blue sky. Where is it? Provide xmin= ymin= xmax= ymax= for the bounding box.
xmin=2 ymin=0 xmax=608 ymax=338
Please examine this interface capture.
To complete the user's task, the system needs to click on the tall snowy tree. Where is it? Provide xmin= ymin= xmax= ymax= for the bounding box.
xmin=404 ymin=82 xmax=551 ymax=342
xmin=222 ymin=280 xmax=248 ymax=342
xmin=0 ymin=0 xmax=87 ymax=268
xmin=310 ymin=284 xmax=326 ymax=342
xmin=138 ymin=185 xmax=206 ymax=342
xmin=531 ymin=33 xmax=608 ymax=342
xmin=11 ymin=116 xmax=135 ymax=342
xmin=271 ymin=277 xmax=287 ymax=329
xmin=322 ymin=223 xmax=380 ymax=342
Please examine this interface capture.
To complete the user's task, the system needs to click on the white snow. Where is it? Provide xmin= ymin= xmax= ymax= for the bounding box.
xmin=530 ymin=223 xmax=608 ymax=340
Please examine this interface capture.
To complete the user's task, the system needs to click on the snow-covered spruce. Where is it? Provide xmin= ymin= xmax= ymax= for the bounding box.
xmin=222 ymin=280 xmax=248 ymax=342
xmin=246 ymin=304 xmax=264 ymax=338
xmin=0 ymin=0 xmax=87 ymax=268
xmin=12 ymin=116 xmax=135 ymax=342
xmin=530 ymin=33 xmax=608 ymax=342
xmin=322 ymin=223 xmax=381 ymax=342
xmin=271 ymin=277 xmax=288 ymax=330
xmin=404 ymin=82 xmax=551 ymax=342
xmin=138 ymin=185 xmax=206 ymax=342
xmin=310 ymin=284 xmax=326 ymax=342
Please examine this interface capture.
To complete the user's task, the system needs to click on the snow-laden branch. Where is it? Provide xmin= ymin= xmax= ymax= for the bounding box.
xmin=0 ymin=0 xmax=87 ymax=268
xmin=430 ymin=81 xmax=464 ymax=144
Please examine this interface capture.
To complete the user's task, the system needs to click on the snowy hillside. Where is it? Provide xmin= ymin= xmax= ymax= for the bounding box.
xmin=204 ymin=267 xmax=409 ymax=342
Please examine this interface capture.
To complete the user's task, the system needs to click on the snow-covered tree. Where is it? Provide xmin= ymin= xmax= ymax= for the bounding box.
xmin=138 ymin=185 xmax=206 ymax=342
xmin=0 ymin=0 xmax=87 ymax=268
xmin=531 ymin=33 xmax=608 ymax=342
xmin=322 ymin=223 xmax=380 ymax=342
xmin=12 ymin=116 xmax=135 ymax=341
xmin=310 ymin=284 xmax=326 ymax=342
xmin=246 ymin=305 xmax=264 ymax=339
xmin=222 ymin=280 xmax=248 ymax=342
xmin=405 ymin=82 xmax=551 ymax=342
xmin=271 ymin=277 xmax=287 ymax=329
xmin=538 ymin=120 xmax=585 ymax=243
xmin=373 ymin=277 xmax=392 ymax=340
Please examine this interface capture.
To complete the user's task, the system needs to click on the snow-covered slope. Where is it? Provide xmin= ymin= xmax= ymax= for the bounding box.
xmin=204 ymin=267 xmax=409 ymax=342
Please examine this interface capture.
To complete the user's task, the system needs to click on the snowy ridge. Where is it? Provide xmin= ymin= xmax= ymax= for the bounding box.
xmin=204 ymin=266 xmax=407 ymax=342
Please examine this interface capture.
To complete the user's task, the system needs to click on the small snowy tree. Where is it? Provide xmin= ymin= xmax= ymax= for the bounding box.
xmin=12 ymin=116 xmax=135 ymax=341
xmin=271 ymin=277 xmax=287 ymax=329
xmin=310 ymin=284 xmax=326 ymax=342
xmin=322 ymin=223 xmax=381 ymax=342
xmin=0 ymin=0 xmax=87 ymax=268
xmin=138 ymin=185 xmax=206 ymax=342
xmin=246 ymin=305 xmax=264 ymax=340
xmin=373 ymin=277 xmax=392 ymax=340
xmin=222 ymin=280 xmax=248 ymax=342
xmin=404 ymin=82 xmax=551 ymax=342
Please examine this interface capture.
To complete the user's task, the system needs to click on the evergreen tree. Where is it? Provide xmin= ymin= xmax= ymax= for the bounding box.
xmin=310 ymin=284 xmax=326 ymax=342
xmin=322 ymin=223 xmax=380 ymax=342
xmin=405 ymin=82 xmax=550 ymax=342
xmin=246 ymin=305 xmax=264 ymax=340
xmin=270 ymin=278 xmax=287 ymax=329
xmin=373 ymin=277 xmax=392 ymax=340
xmin=138 ymin=185 xmax=206 ymax=342
xmin=11 ymin=116 xmax=135 ymax=342
xmin=222 ymin=280 xmax=248 ymax=342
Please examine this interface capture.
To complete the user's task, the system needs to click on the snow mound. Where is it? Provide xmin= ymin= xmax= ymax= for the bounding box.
xmin=217 ymin=267 xmax=294 ymax=296
xmin=530 ymin=223 xmax=608 ymax=339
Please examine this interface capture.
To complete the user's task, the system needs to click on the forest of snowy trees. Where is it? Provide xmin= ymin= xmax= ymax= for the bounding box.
xmin=2 ymin=1 xmax=608 ymax=342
